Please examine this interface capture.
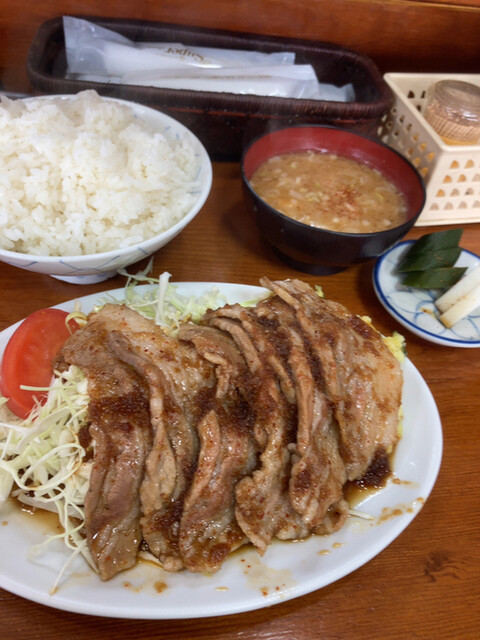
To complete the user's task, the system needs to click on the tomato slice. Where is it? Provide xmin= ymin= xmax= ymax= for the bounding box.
xmin=0 ymin=308 xmax=80 ymax=419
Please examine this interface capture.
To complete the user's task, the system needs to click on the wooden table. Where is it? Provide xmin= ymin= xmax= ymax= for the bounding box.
xmin=1 ymin=161 xmax=479 ymax=639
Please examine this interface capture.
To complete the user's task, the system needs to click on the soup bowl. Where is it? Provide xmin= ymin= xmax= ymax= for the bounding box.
xmin=241 ymin=125 xmax=426 ymax=274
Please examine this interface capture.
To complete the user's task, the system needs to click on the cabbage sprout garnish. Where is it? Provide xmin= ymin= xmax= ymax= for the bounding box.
xmin=0 ymin=365 xmax=93 ymax=591
xmin=116 ymin=264 xmax=230 ymax=329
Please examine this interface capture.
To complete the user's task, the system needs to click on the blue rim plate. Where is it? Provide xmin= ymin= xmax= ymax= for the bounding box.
xmin=373 ymin=240 xmax=480 ymax=348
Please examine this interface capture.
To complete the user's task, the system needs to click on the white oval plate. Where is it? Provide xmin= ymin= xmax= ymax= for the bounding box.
xmin=0 ymin=283 xmax=443 ymax=619
xmin=373 ymin=241 xmax=480 ymax=348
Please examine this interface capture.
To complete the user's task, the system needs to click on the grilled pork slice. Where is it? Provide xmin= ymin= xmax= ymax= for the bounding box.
xmin=206 ymin=310 xmax=308 ymax=552
xmin=177 ymin=325 xmax=258 ymax=573
xmin=54 ymin=309 xmax=152 ymax=581
xmin=261 ymin=278 xmax=403 ymax=481
xmin=207 ymin=295 xmax=349 ymax=548
xmin=253 ymin=297 xmax=349 ymax=532
xmin=96 ymin=305 xmax=216 ymax=572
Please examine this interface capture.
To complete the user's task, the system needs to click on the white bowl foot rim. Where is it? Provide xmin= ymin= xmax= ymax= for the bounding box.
xmin=51 ymin=271 xmax=117 ymax=285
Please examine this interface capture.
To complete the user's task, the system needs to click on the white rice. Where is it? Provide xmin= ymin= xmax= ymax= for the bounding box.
xmin=0 ymin=90 xmax=200 ymax=256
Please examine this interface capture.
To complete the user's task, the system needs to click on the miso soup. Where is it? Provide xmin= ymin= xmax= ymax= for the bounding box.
xmin=249 ymin=150 xmax=407 ymax=233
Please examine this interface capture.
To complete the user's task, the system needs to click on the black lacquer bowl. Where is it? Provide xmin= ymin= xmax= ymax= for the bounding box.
xmin=241 ymin=125 xmax=426 ymax=274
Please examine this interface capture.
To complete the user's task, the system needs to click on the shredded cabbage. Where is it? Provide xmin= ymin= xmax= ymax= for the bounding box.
xmin=110 ymin=262 xmax=230 ymax=329
xmin=0 ymin=366 xmax=93 ymax=587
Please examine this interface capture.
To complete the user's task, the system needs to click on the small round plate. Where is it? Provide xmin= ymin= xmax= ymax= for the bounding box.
xmin=373 ymin=240 xmax=480 ymax=348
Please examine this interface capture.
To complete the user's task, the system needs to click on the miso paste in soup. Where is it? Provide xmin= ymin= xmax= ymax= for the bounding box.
xmin=249 ymin=150 xmax=407 ymax=233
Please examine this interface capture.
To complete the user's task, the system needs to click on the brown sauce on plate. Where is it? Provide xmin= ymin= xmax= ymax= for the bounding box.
xmin=345 ymin=448 xmax=392 ymax=507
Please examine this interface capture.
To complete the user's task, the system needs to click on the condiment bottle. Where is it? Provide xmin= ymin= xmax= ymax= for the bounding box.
xmin=423 ymin=80 xmax=480 ymax=145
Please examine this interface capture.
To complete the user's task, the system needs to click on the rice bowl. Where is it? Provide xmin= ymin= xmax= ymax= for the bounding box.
xmin=0 ymin=91 xmax=212 ymax=283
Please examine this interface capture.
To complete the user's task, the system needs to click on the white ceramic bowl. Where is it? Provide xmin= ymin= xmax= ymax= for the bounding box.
xmin=0 ymin=95 xmax=212 ymax=284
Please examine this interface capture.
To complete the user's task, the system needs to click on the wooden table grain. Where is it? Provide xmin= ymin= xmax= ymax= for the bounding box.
xmin=1 ymin=161 xmax=479 ymax=640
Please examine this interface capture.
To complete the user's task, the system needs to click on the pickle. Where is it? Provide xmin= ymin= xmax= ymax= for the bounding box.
xmin=402 ymin=267 xmax=467 ymax=289
xmin=397 ymin=247 xmax=462 ymax=272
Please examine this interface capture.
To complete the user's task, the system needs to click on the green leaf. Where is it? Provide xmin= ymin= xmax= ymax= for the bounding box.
xmin=403 ymin=228 xmax=463 ymax=258
xmin=402 ymin=267 xmax=467 ymax=289
xmin=397 ymin=247 xmax=462 ymax=272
